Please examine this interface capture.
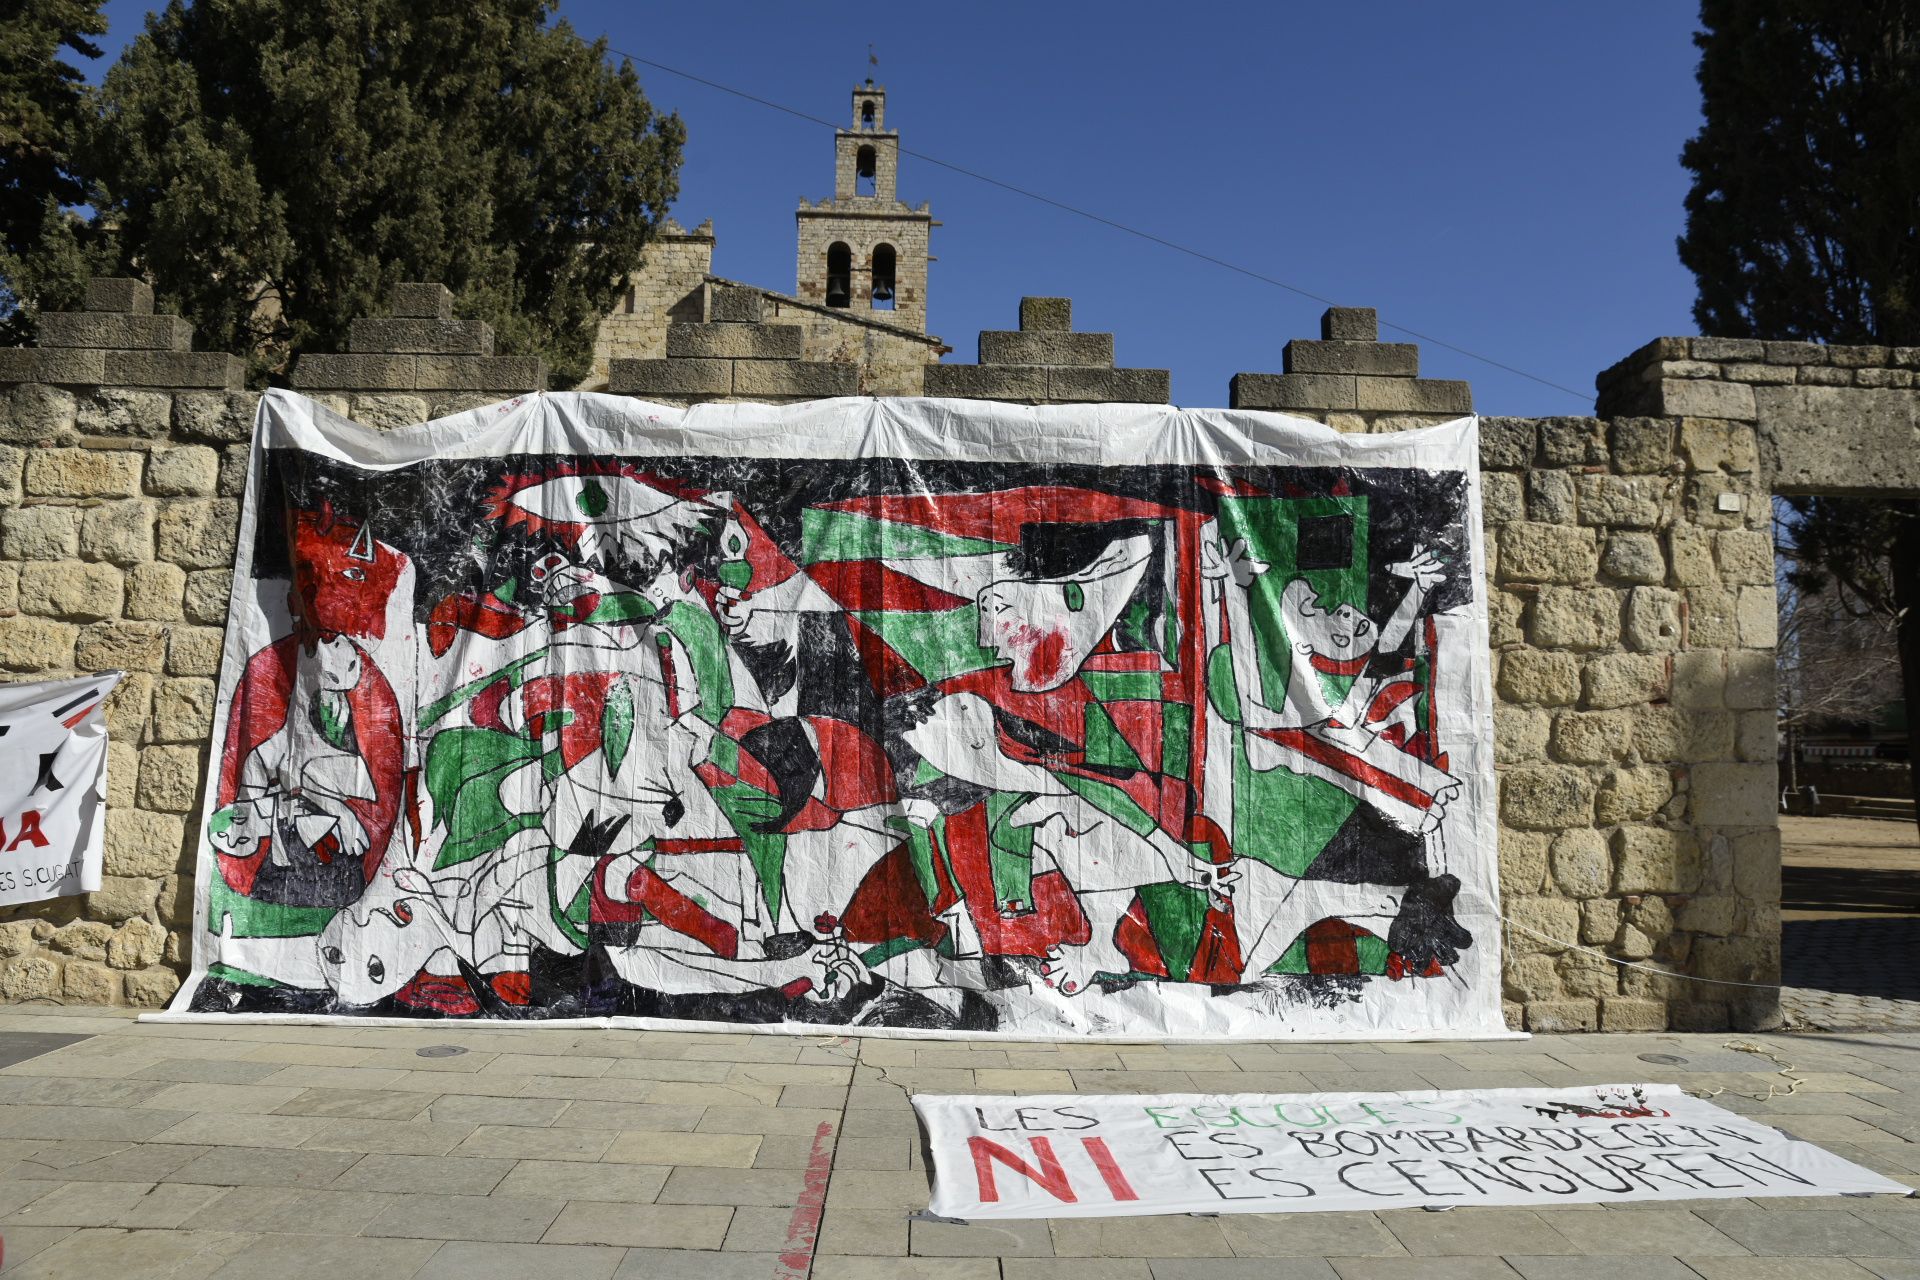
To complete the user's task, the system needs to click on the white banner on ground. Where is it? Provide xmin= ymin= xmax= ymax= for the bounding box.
xmin=915 ymin=1083 xmax=1913 ymax=1217
xmin=0 ymin=673 xmax=121 ymax=907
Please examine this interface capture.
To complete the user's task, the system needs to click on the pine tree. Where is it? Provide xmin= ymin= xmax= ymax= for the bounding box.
xmin=0 ymin=0 xmax=112 ymax=343
xmin=83 ymin=0 xmax=685 ymax=385
xmin=1679 ymin=0 xmax=1920 ymax=827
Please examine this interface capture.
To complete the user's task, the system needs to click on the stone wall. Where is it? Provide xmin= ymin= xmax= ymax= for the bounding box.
xmin=12 ymin=280 xmax=1918 ymax=1030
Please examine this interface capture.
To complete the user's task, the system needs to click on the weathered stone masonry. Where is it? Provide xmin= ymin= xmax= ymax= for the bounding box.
xmin=9 ymin=280 xmax=1916 ymax=1031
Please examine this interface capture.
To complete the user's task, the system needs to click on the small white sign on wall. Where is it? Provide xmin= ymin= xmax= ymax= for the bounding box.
xmin=0 ymin=674 xmax=121 ymax=907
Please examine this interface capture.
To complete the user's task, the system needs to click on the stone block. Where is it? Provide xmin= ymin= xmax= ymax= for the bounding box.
xmin=1497 ymin=649 xmax=1581 ymax=706
xmin=1506 ymin=954 xmax=1562 ymax=1002
xmin=183 ymin=570 xmax=233 ymax=624
xmin=1797 ymin=364 xmax=1854 ymax=386
xmin=79 ymin=500 xmax=156 ymax=564
xmin=1549 ymin=828 xmax=1611 ymax=897
xmin=978 ymin=330 xmax=1114 ymax=368
xmin=1672 ymin=651 xmax=1726 ymax=709
xmin=1497 ymin=522 xmax=1596 ymax=583
xmin=1481 ymin=473 xmax=1523 ymax=524
xmin=1615 ymin=826 xmax=1700 ymax=893
xmin=347 ymin=394 xmax=431 ymax=428
xmin=709 ymin=286 xmax=765 ymax=324
xmin=1575 ymin=474 xmax=1670 ymax=528
xmin=1607 ymin=418 xmax=1675 ymax=473
xmin=48 ymin=920 xmax=112 ymax=959
xmin=85 ymin=277 xmax=155 ymax=314
xmin=1538 ymin=417 xmax=1608 ymax=466
xmin=1550 ymin=710 xmax=1632 ymax=764
xmin=155 ymin=499 xmax=240 ymax=569
xmin=1600 ymin=998 xmax=1668 ymax=1031
xmin=76 ymin=621 xmax=167 ymax=672
xmin=1283 ymin=339 xmax=1418 ymax=377
xmin=1 ymin=506 xmax=81 ymax=560
xmin=1735 ymin=586 xmax=1776 ymax=647
xmin=1527 ymin=471 xmax=1576 ymax=523
xmin=1623 ymin=586 xmax=1683 ymax=651
xmin=1724 ymin=650 xmax=1775 ymax=709
xmin=165 ymin=626 xmax=220 ymax=678
xmin=1761 ymin=340 xmax=1823 ymax=365
xmin=1676 ymin=896 xmax=1737 ymax=936
xmin=1686 ymin=586 xmax=1738 ymax=647
xmin=1046 ymin=367 xmax=1170 ymax=403
xmin=390 ymin=282 xmax=454 ymax=320
xmin=106 ymin=741 xmax=136 ymax=808
xmin=1582 ymin=652 xmax=1667 ymax=708
xmin=103 ymin=672 xmax=152 ymax=739
xmin=1500 ymin=766 xmax=1595 ymax=829
xmin=0 ymin=955 xmax=61 ymax=1000
xmin=62 ymin=960 xmax=120 ymax=1004
xmin=108 ymin=918 xmax=167 ymax=970
xmin=732 ymin=360 xmax=859 ymax=398
xmin=0 ymin=347 xmax=108 ymax=385
xmin=76 ymin=388 xmax=170 ymax=437
xmin=667 ymin=323 xmax=804 ymax=361
xmin=349 ymin=318 xmax=493 ymax=355
xmin=1714 ymin=529 xmax=1774 ymax=586
xmin=0 ymin=616 xmax=77 ymax=670
xmin=1581 ymin=897 xmax=1623 ymax=945
xmin=1595 ymin=766 xmax=1672 ymax=823
xmin=1321 ymin=307 xmax=1378 ymax=341
xmin=1736 ymin=709 xmax=1775 ymax=762
xmin=1493 ymin=704 xmax=1549 ymax=764
xmin=1019 ymin=297 xmax=1072 ymax=331
xmin=1530 ymin=586 xmax=1620 ymax=650
xmin=608 ymin=358 xmax=731 ymax=396
xmin=106 ymin=809 xmax=184 ymax=878
xmin=173 ymin=391 xmax=258 ymax=443
xmin=290 ymin=354 xmax=420 ymax=391
xmin=1527 ymin=999 xmax=1599 ymax=1032
xmin=1478 ymin=417 xmax=1534 ymax=469
xmin=1601 ymin=532 xmax=1665 ymax=584
xmin=153 ymin=676 xmax=216 ymax=741
xmin=1723 ymin=361 xmax=1798 ymax=386
xmin=18 ymin=561 xmax=123 ymax=620
xmin=124 ymin=966 xmax=181 ymax=1007
xmin=217 ymin=447 xmax=248 ymax=496
xmin=38 ymin=311 xmax=191 ymax=350
xmin=1827 ymin=343 xmax=1890 ymax=368
xmin=1507 ymin=895 xmax=1581 ymax=954
xmin=1691 ymin=336 xmax=1764 ymax=361
xmin=1853 ymin=366 xmax=1914 ymax=388
xmin=1498 ymin=828 xmax=1549 ymax=896
xmin=1228 ymin=372 xmax=1355 ymax=411
xmin=924 ymin=364 xmax=1049 ymax=401
xmin=0 ymin=382 xmax=76 ymax=442
xmin=410 ymin=355 xmax=545 ymax=391
xmin=25 ymin=448 xmax=142 ymax=498
xmin=87 ymin=876 xmax=158 ymax=923
xmin=1353 ymin=376 xmax=1471 ymax=413
xmin=104 ymin=351 xmax=245 ymax=389
xmin=1665 ymin=525 xmax=1717 ymax=586
xmin=146 ymin=446 xmax=220 ymax=497
xmin=1653 ymin=378 xmax=1756 ymax=420
xmin=137 ymin=744 xmax=204 ymax=813
xmin=1489 ymin=590 xmax=1525 ymax=647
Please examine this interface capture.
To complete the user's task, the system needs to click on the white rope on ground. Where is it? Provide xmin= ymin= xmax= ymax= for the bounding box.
xmin=1687 ymin=1039 xmax=1808 ymax=1102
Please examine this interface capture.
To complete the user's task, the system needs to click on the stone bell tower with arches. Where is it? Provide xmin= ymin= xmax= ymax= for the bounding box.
xmin=795 ymin=81 xmax=935 ymax=333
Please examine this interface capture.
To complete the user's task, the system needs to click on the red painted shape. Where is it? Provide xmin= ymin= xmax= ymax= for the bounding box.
xmin=1309 ymin=651 xmax=1371 ymax=676
xmin=289 ymin=506 xmax=407 ymax=640
xmin=621 ymin=864 xmax=740 ymax=959
xmin=822 ymin=485 xmax=1178 ymax=544
xmin=968 ymin=1135 xmax=1077 ymax=1204
xmin=1114 ymin=898 xmax=1170 ymax=978
xmin=841 ymin=843 xmax=946 ymax=948
xmin=1250 ymin=727 xmax=1435 ymax=811
xmin=1082 ymin=1136 xmax=1140 ymax=1201
xmin=773 ymin=1121 xmax=836 ymax=1280
xmin=803 ymin=559 xmax=970 ymax=613
xmin=1305 ymin=918 xmax=1364 ymax=975
xmin=843 ymin=613 xmax=926 ymax=699
xmin=425 ymin=590 xmax=530 ymax=657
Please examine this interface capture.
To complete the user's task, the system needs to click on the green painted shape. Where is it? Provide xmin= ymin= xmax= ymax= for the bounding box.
xmin=1081 ymin=670 xmax=1161 ymax=703
xmin=860 ymin=936 xmax=925 ymax=967
xmin=656 ymin=600 xmax=733 ymax=725
xmin=576 ymin=478 xmax=609 ymax=517
xmin=852 ymin=607 xmax=1000 ymax=684
xmin=1215 ymin=495 xmax=1370 ymax=710
xmin=1136 ymin=881 xmax=1211 ymax=981
xmin=547 ymin=845 xmax=592 ymax=950
xmin=711 ymin=781 xmax=787 ymax=920
xmin=1206 ymin=644 xmax=1241 ymax=722
xmin=910 ymin=757 xmax=945 ymax=788
xmin=419 ymin=648 xmax=547 ymax=729
xmin=207 ymin=961 xmax=283 ymax=988
xmin=900 ymin=817 xmax=946 ymax=906
xmin=582 ymin=592 xmax=656 ymax=626
xmin=425 ymin=727 xmax=551 ymax=870
xmin=801 ymin=508 xmax=1008 ymax=564
xmin=707 ymin=731 xmax=739 ymax=777
xmin=1082 ymin=701 xmax=1146 ymax=773
xmin=1264 ymin=925 xmax=1392 ymax=975
xmin=603 ymin=680 xmax=635 ymax=778
xmin=985 ymin=793 xmax=1037 ymax=907
xmin=1230 ymin=734 xmax=1358 ymax=877
xmin=1356 ymin=931 xmax=1391 ymax=974
xmin=207 ymin=878 xmax=335 ymax=940
xmin=1058 ymin=771 xmax=1158 ymax=837
xmin=1269 ymin=933 xmax=1311 ymax=975
xmin=1161 ymin=702 xmax=1192 ymax=779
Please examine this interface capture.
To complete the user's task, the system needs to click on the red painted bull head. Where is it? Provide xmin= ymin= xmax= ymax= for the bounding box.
xmin=290 ymin=505 xmax=407 ymax=640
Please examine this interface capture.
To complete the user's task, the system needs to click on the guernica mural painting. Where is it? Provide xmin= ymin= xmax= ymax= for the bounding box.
xmin=171 ymin=391 xmax=1505 ymax=1038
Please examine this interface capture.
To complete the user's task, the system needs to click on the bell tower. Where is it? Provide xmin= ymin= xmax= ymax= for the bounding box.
xmin=795 ymin=81 xmax=934 ymax=332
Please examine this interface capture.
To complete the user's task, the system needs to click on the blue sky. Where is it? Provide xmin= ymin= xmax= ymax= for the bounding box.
xmin=86 ymin=1 xmax=1704 ymax=416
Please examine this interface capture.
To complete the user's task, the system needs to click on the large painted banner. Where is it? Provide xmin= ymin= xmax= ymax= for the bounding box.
xmin=916 ymin=1085 xmax=1914 ymax=1216
xmin=0 ymin=674 xmax=120 ymax=906
xmin=169 ymin=390 xmax=1503 ymax=1038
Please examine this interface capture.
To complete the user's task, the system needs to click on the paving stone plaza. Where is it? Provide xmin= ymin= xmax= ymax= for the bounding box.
xmin=0 ymin=1007 xmax=1912 ymax=1278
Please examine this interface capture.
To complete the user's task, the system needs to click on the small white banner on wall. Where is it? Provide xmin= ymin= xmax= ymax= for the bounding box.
xmin=914 ymin=1084 xmax=1913 ymax=1218
xmin=0 ymin=674 xmax=120 ymax=907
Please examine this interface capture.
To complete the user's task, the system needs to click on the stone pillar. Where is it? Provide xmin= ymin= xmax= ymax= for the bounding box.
xmin=608 ymin=284 xmax=859 ymax=403
xmin=1 ymin=278 xmax=244 ymax=392
xmin=289 ymin=282 xmax=546 ymax=424
xmin=1230 ymin=306 xmax=1471 ymax=430
xmin=923 ymin=297 xmax=1170 ymax=403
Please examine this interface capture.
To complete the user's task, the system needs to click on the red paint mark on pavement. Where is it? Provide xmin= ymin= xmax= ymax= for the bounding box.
xmin=773 ymin=1120 xmax=835 ymax=1279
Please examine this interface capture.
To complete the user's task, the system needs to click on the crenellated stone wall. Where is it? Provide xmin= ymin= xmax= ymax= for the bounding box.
xmin=7 ymin=279 xmax=1920 ymax=1030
